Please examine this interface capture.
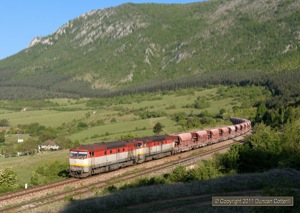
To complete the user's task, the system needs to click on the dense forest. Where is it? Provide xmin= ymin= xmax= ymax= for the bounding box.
xmin=0 ymin=68 xmax=299 ymax=104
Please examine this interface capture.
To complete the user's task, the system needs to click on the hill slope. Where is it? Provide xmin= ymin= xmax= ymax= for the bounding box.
xmin=0 ymin=0 xmax=299 ymax=99
xmin=61 ymin=168 xmax=300 ymax=213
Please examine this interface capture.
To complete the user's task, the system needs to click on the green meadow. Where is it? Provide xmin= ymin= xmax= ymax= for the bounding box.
xmin=0 ymin=150 xmax=69 ymax=186
xmin=0 ymin=110 xmax=88 ymax=128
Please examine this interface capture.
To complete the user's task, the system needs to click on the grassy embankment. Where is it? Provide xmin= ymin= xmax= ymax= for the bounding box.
xmin=45 ymin=168 xmax=300 ymax=213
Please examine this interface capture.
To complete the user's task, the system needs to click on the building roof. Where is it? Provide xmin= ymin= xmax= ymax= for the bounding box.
xmin=43 ymin=140 xmax=57 ymax=146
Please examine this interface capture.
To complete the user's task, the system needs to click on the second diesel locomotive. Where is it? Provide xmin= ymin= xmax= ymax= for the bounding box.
xmin=69 ymin=117 xmax=251 ymax=178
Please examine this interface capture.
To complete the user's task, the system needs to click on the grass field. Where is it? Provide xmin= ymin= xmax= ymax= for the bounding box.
xmin=0 ymin=87 xmax=236 ymax=129
xmin=0 ymin=150 xmax=69 ymax=185
xmin=69 ymin=117 xmax=177 ymax=143
xmin=0 ymin=110 xmax=88 ymax=128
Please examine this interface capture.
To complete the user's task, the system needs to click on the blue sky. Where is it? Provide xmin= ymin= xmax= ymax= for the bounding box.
xmin=0 ymin=0 xmax=202 ymax=60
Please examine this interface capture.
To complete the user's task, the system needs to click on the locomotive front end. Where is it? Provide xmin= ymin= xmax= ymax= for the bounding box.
xmin=69 ymin=150 xmax=91 ymax=178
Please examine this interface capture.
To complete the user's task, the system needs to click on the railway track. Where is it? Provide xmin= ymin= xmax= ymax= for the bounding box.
xmin=0 ymin=133 xmax=249 ymax=213
xmin=0 ymin=178 xmax=78 ymax=205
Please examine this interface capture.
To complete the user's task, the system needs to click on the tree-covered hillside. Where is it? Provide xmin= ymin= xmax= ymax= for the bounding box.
xmin=0 ymin=0 xmax=299 ymax=99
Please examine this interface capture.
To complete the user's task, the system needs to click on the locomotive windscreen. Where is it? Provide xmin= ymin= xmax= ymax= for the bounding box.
xmin=70 ymin=151 xmax=88 ymax=158
xmin=70 ymin=151 xmax=77 ymax=157
xmin=78 ymin=152 xmax=88 ymax=158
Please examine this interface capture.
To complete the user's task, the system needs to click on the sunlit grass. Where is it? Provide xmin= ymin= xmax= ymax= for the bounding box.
xmin=0 ymin=110 xmax=87 ymax=127
xmin=0 ymin=150 xmax=69 ymax=185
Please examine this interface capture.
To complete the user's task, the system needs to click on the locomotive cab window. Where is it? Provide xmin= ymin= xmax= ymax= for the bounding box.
xmin=78 ymin=152 xmax=88 ymax=158
xmin=70 ymin=151 xmax=77 ymax=157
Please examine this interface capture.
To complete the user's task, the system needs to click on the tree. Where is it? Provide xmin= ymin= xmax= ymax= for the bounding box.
xmin=186 ymin=117 xmax=201 ymax=129
xmin=0 ymin=167 xmax=18 ymax=192
xmin=38 ymin=127 xmax=58 ymax=142
xmin=0 ymin=132 xmax=5 ymax=143
xmin=17 ymin=139 xmax=39 ymax=155
xmin=255 ymin=103 xmax=268 ymax=123
xmin=0 ymin=119 xmax=9 ymax=127
xmin=55 ymin=137 xmax=72 ymax=149
xmin=237 ymin=123 xmax=281 ymax=172
xmin=153 ymin=122 xmax=164 ymax=135
xmin=220 ymin=144 xmax=241 ymax=173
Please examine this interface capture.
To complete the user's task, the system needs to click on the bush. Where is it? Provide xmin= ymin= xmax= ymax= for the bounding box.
xmin=77 ymin=121 xmax=88 ymax=128
xmin=120 ymin=133 xmax=137 ymax=140
xmin=168 ymin=165 xmax=187 ymax=183
xmin=135 ymin=109 xmax=167 ymax=119
xmin=0 ymin=132 xmax=5 ymax=143
xmin=31 ymin=161 xmax=69 ymax=185
xmin=194 ymin=97 xmax=210 ymax=109
xmin=0 ymin=167 xmax=18 ymax=193
xmin=171 ymin=112 xmax=187 ymax=122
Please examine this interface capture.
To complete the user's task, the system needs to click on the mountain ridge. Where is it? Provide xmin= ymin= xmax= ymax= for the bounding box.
xmin=0 ymin=0 xmax=299 ymax=99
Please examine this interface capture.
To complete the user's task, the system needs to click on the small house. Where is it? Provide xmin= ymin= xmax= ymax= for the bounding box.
xmin=39 ymin=140 xmax=59 ymax=151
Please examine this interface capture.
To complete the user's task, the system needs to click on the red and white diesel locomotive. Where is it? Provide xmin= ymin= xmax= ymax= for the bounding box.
xmin=69 ymin=117 xmax=251 ymax=178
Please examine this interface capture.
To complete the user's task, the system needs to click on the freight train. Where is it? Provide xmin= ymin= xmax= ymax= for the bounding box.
xmin=69 ymin=117 xmax=251 ymax=178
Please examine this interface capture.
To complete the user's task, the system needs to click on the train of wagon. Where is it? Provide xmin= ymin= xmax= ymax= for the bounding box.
xmin=69 ymin=117 xmax=251 ymax=178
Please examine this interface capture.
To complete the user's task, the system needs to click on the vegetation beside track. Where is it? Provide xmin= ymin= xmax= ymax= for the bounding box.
xmin=61 ymin=168 xmax=300 ymax=213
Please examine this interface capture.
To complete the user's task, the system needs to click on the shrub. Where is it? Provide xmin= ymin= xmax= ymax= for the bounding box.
xmin=77 ymin=121 xmax=88 ymax=128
